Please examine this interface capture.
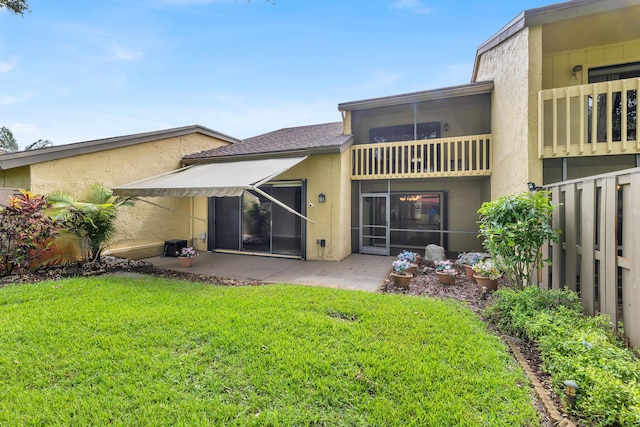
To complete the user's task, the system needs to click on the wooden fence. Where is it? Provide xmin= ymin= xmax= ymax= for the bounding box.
xmin=540 ymin=167 xmax=640 ymax=349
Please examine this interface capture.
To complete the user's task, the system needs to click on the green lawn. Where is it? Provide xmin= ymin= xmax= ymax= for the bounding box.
xmin=0 ymin=276 xmax=539 ymax=426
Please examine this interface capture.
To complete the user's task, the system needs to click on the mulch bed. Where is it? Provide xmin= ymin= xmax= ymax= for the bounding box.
xmin=3 ymin=256 xmax=574 ymax=426
xmin=0 ymin=256 xmax=263 ymax=287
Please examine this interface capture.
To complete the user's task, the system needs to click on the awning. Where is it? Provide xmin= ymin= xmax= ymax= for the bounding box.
xmin=113 ymin=157 xmax=307 ymax=198
xmin=113 ymin=156 xmax=313 ymax=222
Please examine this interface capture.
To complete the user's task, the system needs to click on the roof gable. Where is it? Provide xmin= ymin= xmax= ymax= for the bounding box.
xmin=183 ymin=122 xmax=352 ymax=163
xmin=0 ymin=125 xmax=240 ymax=170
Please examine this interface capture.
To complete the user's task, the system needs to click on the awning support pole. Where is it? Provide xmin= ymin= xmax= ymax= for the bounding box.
xmin=250 ymin=186 xmax=315 ymax=223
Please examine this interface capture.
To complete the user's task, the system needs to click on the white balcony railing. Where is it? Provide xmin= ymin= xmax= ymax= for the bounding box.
xmin=351 ymin=134 xmax=492 ymax=180
xmin=538 ymin=77 xmax=640 ymax=158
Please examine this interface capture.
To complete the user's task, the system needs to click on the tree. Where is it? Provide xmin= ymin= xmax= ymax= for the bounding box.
xmin=47 ymin=184 xmax=135 ymax=262
xmin=0 ymin=126 xmax=54 ymax=152
xmin=0 ymin=190 xmax=58 ymax=276
xmin=25 ymin=139 xmax=53 ymax=150
xmin=0 ymin=0 xmax=29 ymax=16
xmin=0 ymin=126 xmax=19 ymax=153
xmin=477 ymin=190 xmax=560 ymax=289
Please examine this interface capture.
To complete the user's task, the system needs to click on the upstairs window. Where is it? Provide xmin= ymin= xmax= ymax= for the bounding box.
xmin=369 ymin=122 xmax=440 ymax=143
xmin=588 ymin=61 xmax=640 ymax=142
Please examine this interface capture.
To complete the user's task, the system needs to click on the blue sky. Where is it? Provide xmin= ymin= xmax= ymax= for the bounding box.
xmin=1 ymin=0 xmax=554 ymax=149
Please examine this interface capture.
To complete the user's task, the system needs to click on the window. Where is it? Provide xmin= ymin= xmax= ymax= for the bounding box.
xmin=369 ymin=122 xmax=440 ymax=143
xmin=588 ymin=61 xmax=640 ymax=142
xmin=389 ymin=192 xmax=444 ymax=251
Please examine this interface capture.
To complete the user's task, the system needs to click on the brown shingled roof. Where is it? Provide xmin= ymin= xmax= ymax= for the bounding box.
xmin=183 ymin=122 xmax=352 ymax=163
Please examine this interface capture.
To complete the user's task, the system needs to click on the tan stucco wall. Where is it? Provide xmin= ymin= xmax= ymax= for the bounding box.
xmin=476 ymin=27 xmax=543 ymax=199
xmin=277 ymin=152 xmax=351 ymax=261
xmin=1 ymin=166 xmax=31 ymax=190
xmin=28 ymin=133 xmax=230 ymax=259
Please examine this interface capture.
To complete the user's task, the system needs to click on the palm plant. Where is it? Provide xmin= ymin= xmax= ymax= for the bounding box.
xmin=47 ymin=184 xmax=135 ymax=262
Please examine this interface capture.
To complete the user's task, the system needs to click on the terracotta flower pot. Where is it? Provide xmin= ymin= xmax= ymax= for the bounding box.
xmin=473 ymin=274 xmax=498 ymax=292
xmin=179 ymin=257 xmax=193 ymax=268
xmin=436 ymin=271 xmax=456 ymax=285
xmin=407 ymin=264 xmax=418 ymax=275
xmin=464 ymin=265 xmax=476 ymax=281
xmin=391 ymin=272 xmax=412 ymax=288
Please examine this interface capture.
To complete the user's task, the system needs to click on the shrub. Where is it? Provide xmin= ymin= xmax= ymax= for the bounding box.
xmin=486 ymin=287 xmax=640 ymax=426
xmin=47 ymin=184 xmax=135 ymax=262
xmin=0 ymin=190 xmax=58 ymax=276
xmin=477 ymin=190 xmax=559 ymax=288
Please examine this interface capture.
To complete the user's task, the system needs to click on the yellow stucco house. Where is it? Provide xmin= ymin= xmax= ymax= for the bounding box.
xmin=2 ymin=0 xmax=639 ymax=263
xmin=0 ymin=125 xmax=239 ymax=259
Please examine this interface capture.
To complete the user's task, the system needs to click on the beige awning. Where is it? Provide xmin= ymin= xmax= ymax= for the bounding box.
xmin=113 ymin=157 xmax=307 ymax=198
xmin=113 ymin=156 xmax=313 ymax=222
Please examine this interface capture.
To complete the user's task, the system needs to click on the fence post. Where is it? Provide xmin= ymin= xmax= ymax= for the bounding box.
xmin=625 ymin=173 xmax=640 ymax=347
xmin=550 ymin=187 xmax=562 ymax=290
xmin=580 ymin=180 xmax=596 ymax=316
xmin=601 ymin=177 xmax=618 ymax=326
xmin=564 ymin=185 xmax=577 ymax=291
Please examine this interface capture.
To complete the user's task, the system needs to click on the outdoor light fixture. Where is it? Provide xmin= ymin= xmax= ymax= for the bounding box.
xmin=528 ymin=182 xmax=541 ymax=192
xmin=563 ymin=380 xmax=579 ymax=408
xmin=318 ymin=193 xmax=326 ymax=203
xmin=481 ymin=286 xmax=488 ymax=300
xmin=571 ymin=64 xmax=583 ymax=79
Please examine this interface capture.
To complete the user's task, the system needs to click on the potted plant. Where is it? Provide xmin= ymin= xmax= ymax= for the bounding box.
xmin=472 ymin=259 xmax=501 ymax=291
xmin=457 ymin=252 xmax=485 ymax=281
xmin=397 ymin=250 xmax=418 ymax=275
xmin=391 ymin=259 xmax=412 ymax=288
xmin=435 ymin=260 xmax=456 ymax=285
xmin=178 ymin=246 xmax=197 ymax=267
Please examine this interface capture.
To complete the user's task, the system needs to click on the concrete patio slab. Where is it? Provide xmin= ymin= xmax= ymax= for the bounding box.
xmin=145 ymin=252 xmax=395 ymax=292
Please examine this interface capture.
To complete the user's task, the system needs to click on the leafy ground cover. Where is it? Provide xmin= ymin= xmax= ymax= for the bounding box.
xmin=485 ymin=286 xmax=640 ymax=426
xmin=0 ymin=276 xmax=539 ymax=426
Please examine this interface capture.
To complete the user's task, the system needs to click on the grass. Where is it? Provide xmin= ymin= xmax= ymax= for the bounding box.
xmin=0 ymin=276 xmax=539 ymax=426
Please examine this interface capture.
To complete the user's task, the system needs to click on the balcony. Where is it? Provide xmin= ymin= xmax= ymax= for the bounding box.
xmin=351 ymin=134 xmax=492 ymax=180
xmin=538 ymin=77 xmax=640 ymax=159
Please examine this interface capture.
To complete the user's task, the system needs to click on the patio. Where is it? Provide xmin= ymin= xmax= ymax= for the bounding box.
xmin=145 ymin=252 xmax=396 ymax=292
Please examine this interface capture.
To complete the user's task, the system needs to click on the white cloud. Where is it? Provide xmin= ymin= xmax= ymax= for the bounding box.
xmin=11 ymin=122 xmax=37 ymax=134
xmin=0 ymin=58 xmax=16 ymax=73
xmin=108 ymin=42 xmax=143 ymax=61
xmin=392 ymin=0 xmax=434 ymax=15
xmin=0 ymin=94 xmax=21 ymax=106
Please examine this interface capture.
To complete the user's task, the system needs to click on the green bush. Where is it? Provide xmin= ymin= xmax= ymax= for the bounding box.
xmin=477 ymin=191 xmax=559 ymax=288
xmin=486 ymin=287 xmax=640 ymax=426
xmin=0 ymin=190 xmax=58 ymax=275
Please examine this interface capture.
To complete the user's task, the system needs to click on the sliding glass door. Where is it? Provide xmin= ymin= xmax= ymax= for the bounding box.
xmin=390 ymin=193 xmax=443 ymax=251
xmin=212 ymin=182 xmax=305 ymax=258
